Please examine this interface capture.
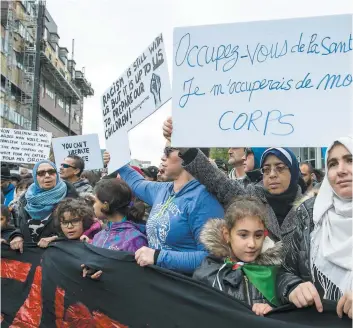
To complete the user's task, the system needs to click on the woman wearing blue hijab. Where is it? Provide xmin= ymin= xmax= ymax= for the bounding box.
xmin=9 ymin=160 xmax=78 ymax=253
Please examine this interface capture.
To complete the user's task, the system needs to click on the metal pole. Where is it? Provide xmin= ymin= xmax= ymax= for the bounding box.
xmin=68 ymin=97 xmax=72 ymax=136
xmin=315 ymin=147 xmax=323 ymax=169
xmin=31 ymin=0 xmax=45 ymax=131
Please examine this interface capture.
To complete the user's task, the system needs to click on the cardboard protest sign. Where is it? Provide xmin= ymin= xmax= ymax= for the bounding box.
xmin=102 ymin=34 xmax=172 ymax=172
xmin=52 ymin=134 xmax=103 ymax=170
xmin=0 ymin=128 xmax=52 ymax=164
xmin=172 ymin=14 xmax=353 ymax=147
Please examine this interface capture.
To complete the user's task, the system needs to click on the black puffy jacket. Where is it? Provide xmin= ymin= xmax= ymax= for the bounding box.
xmin=276 ymin=197 xmax=315 ymax=304
xmin=276 ymin=194 xmax=344 ymax=304
xmin=9 ymin=181 xmax=78 ymax=243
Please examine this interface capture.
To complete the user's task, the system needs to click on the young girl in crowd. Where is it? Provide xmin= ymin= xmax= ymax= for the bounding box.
xmin=193 ymin=196 xmax=282 ymax=316
xmin=82 ymin=179 xmax=148 ymax=279
xmin=91 ymin=179 xmax=148 ymax=252
xmin=1 ymin=204 xmax=16 ymax=243
xmin=55 ymin=198 xmax=97 ymax=241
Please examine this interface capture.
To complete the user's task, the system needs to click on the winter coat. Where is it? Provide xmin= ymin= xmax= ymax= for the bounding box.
xmin=118 ymin=165 xmax=224 ymax=274
xmin=3 ymin=183 xmax=15 ymax=207
xmin=9 ymin=181 xmax=78 ymax=243
xmin=92 ymin=220 xmax=147 ymax=252
xmin=181 ymin=149 xmax=302 ymax=255
xmin=193 ymin=219 xmax=282 ymax=306
xmin=72 ymin=179 xmax=93 ymax=195
xmin=276 ymin=194 xmax=338 ymax=304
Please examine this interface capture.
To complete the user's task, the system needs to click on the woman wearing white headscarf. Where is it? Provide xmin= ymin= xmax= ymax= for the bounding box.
xmin=277 ymin=136 xmax=352 ymax=319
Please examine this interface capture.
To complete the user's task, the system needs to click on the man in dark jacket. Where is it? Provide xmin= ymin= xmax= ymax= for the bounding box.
xmin=59 ymin=155 xmax=93 ymax=195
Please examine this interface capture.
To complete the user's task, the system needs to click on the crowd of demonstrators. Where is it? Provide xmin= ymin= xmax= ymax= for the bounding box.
xmin=1 ymin=167 xmax=16 ymax=206
xmin=194 ymin=196 xmax=282 ymax=316
xmin=9 ymin=160 xmax=78 ymax=253
xmin=163 ymin=118 xmax=302 ymax=256
xmin=103 ymin=145 xmax=224 ymax=275
xmin=60 ymin=155 xmax=93 ymax=195
xmin=8 ymin=178 xmax=33 ymax=227
xmin=1 ymin=120 xmax=351 ymax=321
xmin=277 ymin=136 xmax=352 ymax=318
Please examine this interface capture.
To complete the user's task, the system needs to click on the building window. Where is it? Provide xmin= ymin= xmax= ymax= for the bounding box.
xmin=25 ymin=30 xmax=34 ymax=43
xmin=1 ymin=31 xmax=9 ymax=54
xmin=300 ymin=147 xmax=317 ymax=168
xmin=58 ymin=98 xmax=64 ymax=108
xmin=14 ymin=51 xmax=24 ymax=70
xmin=39 ymin=126 xmax=48 ymax=133
xmin=45 ymin=86 xmax=54 ymax=99
xmin=65 ymin=103 xmax=70 ymax=114
xmin=43 ymin=28 xmax=48 ymax=41
xmin=73 ymin=113 xmax=80 ymax=123
xmin=18 ymin=22 xmax=26 ymax=39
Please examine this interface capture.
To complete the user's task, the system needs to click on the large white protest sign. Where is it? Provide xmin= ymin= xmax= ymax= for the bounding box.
xmin=0 ymin=128 xmax=52 ymax=164
xmin=52 ymin=134 xmax=103 ymax=171
xmin=172 ymin=15 xmax=353 ymax=147
xmin=102 ymin=34 xmax=171 ymax=172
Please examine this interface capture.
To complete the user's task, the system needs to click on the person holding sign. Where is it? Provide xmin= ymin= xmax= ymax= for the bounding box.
xmin=277 ymin=136 xmax=352 ymax=319
xmin=60 ymin=155 xmax=93 ymax=195
xmin=103 ymin=150 xmax=224 ymax=274
xmin=9 ymin=160 xmax=78 ymax=253
xmin=163 ymin=118 xmax=302 ymax=256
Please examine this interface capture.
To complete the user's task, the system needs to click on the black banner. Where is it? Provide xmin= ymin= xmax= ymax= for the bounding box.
xmin=1 ymin=242 xmax=351 ymax=328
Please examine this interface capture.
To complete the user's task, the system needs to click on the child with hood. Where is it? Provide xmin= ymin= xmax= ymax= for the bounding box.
xmin=193 ymin=196 xmax=282 ymax=316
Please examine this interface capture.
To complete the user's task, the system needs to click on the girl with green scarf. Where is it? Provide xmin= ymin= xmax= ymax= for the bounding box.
xmin=193 ymin=196 xmax=282 ymax=316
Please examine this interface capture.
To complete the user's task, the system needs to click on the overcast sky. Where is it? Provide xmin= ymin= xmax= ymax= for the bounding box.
xmin=46 ymin=0 xmax=352 ymax=166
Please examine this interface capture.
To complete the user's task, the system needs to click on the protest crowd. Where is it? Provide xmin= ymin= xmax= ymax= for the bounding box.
xmin=1 ymin=117 xmax=352 ymax=322
xmin=0 ymin=9 xmax=352 ymax=326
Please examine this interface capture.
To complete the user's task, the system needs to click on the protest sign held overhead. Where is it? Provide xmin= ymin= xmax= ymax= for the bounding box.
xmin=102 ymin=34 xmax=172 ymax=172
xmin=0 ymin=128 xmax=52 ymax=164
xmin=52 ymin=134 xmax=103 ymax=170
xmin=172 ymin=14 xmax=353 ymax=147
